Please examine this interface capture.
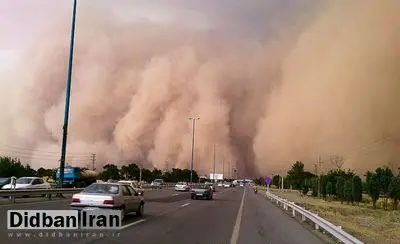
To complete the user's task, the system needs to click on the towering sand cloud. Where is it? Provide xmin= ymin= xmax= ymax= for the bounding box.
xmin=0 ymin=0 xmax=398 ymax=176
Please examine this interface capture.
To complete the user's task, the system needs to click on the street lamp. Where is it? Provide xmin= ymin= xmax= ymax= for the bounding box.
xmin=189 ymin=117 xmax=200 ymax=183
xmin=213 ymin=144 xmax=216 ymax=183
xmin=58 ymin=0 xmax=78 ymax=189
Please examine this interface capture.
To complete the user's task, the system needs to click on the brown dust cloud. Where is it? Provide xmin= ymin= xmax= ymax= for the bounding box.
xmin=0 ymin=0 xmax=399 ymax=177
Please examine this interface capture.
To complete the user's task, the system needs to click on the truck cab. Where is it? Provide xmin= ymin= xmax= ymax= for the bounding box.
xmin=56 ymin=166 xmax=96 ymax=188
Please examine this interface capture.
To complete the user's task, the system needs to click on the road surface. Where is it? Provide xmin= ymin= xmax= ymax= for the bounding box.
xmin=1 ymin=187 xmax=329 ymax=244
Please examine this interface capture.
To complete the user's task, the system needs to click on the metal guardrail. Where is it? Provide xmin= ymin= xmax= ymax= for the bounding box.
xmin=264 ymin=191 xmax=364 ymax=244
xmin=0 ymin=188 xmax=84 ymax=204
xmin=0 ymin=182 xmax=198 ymax=204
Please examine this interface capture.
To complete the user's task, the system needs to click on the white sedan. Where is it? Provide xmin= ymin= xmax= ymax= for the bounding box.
xmin=70 ymin=183 xmax=144 ymax=220
xmin=1 ymin=177 xmax=51 ymax=190
xmin=174 ymin=182 xmax=190 ymax=191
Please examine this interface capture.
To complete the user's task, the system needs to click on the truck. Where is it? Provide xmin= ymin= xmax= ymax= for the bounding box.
xmin=56 ymin=166 xmax=98 ymax=188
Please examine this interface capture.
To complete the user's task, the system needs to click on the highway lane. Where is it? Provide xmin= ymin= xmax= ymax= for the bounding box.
xmin=1 ymin=188 xmax=190 ymax=244
xmin=2 ymin=187 xmax=330 ymax=244
xmin=88 ymin=187 xmax=327 ymax=244
xmin=0 ymin=187 xmax=175 ymax=206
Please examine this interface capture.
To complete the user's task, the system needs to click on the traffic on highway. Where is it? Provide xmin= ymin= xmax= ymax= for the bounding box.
xmin=0 ymin=178 xmax=333 ymax=244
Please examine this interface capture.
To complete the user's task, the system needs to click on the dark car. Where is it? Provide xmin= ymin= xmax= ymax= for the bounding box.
xmin=191 ymin=184 xmax=213 ymax=200
xmin=205 ymin=182 xmax=216 ymax=192
xmin=0 ymin=177 xmax=11 ymax=189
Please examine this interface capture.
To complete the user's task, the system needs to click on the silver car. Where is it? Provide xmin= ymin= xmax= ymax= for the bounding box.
xmin=191 ymin=184 xmax=213 ymax=200
xmin=174 ymin=182 xmax=190 ymax=191
xmin=70 ymin=183 xmax=144 ymax=219
xmin=118 ymin=180 xmax=144 ymax=196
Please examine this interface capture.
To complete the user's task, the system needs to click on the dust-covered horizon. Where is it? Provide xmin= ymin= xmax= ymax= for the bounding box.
xmin=0 ymin=0 xmax=399 ymax=177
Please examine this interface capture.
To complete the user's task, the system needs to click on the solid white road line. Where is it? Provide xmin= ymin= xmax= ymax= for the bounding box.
xmin=230 ymin=188 xmax=246 ymax=244
xmin=121 ymin=219 xmax=146 ymax=229
xmin=180 ymin=203 xmax=191 ymax=207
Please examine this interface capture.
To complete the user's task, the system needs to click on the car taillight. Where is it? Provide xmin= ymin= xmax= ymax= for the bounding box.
xmin=71 ymin=197 xmax=80 ymax=203
xmin=103 ymin=199 xmax=114 ymax=204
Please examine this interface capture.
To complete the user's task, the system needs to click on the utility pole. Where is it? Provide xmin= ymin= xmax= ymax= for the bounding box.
xmin=139 ymin=166 xmax=142 ymax=183
xmin=316 ymin=156 xmax=323 ymax=198
xmin=222 ymin=157 xmax=225 ymax=180
xmin=58 ymin=0 xmax=78 ymax=191
xmin=91 ymin=154 xmax=96 ymax=171
xmin=213 ymin=144 xmax=216 ymax=183
xmin=228 ymin=161 xmax=231 ymax=179
xmin=189 ymin=117 xmax=200 ymax=184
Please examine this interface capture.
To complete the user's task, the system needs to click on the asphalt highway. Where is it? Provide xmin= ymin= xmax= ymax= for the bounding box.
xmin=1 ymin=186 xmax=330 ymax=244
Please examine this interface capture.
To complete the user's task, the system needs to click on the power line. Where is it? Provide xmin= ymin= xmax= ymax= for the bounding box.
xmin=0 ymin=144 xmax=89 ymax=155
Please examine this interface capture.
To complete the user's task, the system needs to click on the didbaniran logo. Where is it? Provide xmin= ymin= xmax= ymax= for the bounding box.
xmin=7 ymin=210 xmax=122 ymax=230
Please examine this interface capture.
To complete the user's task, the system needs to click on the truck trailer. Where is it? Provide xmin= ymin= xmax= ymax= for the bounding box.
xmin=56 ymin=166 xmax=98 ymax=188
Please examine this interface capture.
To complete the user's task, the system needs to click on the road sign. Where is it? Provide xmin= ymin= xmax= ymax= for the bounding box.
xmin=265 ymin=177 xmax=272 ymax=185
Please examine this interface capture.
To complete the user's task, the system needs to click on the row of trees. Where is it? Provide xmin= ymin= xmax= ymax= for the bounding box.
xmin=258 ymin=161 xmax=400 ymax=210
xmin=0 ymin=156 xmax=201 ymax=183
xmin=98 ymin=163 xmax=200 ymax=182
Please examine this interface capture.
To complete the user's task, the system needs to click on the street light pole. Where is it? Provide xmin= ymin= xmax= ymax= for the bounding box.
xmin=213 ymin=144 xmax=216 ymax=183
xmin=58 ymin=0 xmax=78 ymax=189
xmin=189 ymin=117 xmax=199 ymax=183
xmin=222 ymin=157 xmax=224 ymax=180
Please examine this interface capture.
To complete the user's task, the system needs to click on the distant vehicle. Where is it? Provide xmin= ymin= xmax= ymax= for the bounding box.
xmin=1 ymin=177 xmax=51 ymax=190
xmin=174 ymin=182 xmax=190 ymax=192
xmin=118 ymin=180 xmax=144 ymax=196
xmin=56 ymin=166 xmax=98 ymax=188
xmin=150 ymin=179 xmax=165 ymax=189
xmin=70 ymin=183 xmax=144 ymax=220
xmin=205 ymin=182 xmax=216 ymax=192
xmin=234 ymin=180 xmax=244 ymax=187
xmin=223 ymin=182 xmax=231 ymax=188
xmin=0 ymin=177 xmax=11 ymax=189
xmin=217 ymin=182 xmax=223 ymax=187
xmin=191 ymin=184 xmax=213 ymax=200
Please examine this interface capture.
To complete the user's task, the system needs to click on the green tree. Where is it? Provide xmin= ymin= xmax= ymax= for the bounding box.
xmin=272 ymin=175 xmax=280 ymax=187
xmin=141 ymin=168 xmax=152 ymax=182
xmin=326 ymin=181 xmax=333 ymax=199
xmin=311 ymin=177 xmax=318 ymax=197
xmin=366 ymin=171 xmax=380 ymax=209
xmin=336 ymin=176 xmax=345 ymax=204
xmin=375 ymin=167 xmax=393 ymax=210
xmin=302 ymin=184 xmax=309 ymax=195
xmin=98 ymin=164 xmax=120 ymax=181
xmin=151 ymin=168 xmax=163 ymax=180
xmin=120 ymin=163 xmax=140 ymax=180
xmin=388 ymin=175 xmax=400 ymax=210
xmin=286 ymin=161 xmax=305 ymax=189
xmin=320 ymin=175 xmax=328 ymax=199
xmin=0 ymin=157 xmax=37 ymax=177
xmin=352 ymin=176 xmax=363 ymax=205
xmin=343 ymin=180 xmax=353 ymax=205
xmin=254 ymin=177 xmax=264 ymax=185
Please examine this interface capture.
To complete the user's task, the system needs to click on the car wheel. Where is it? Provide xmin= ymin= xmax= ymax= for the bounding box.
xmin=136 ymin=203 xmax=144 ymax=217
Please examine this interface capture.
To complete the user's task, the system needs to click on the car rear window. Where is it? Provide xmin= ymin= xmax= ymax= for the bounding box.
xmin=82 ymin=184 xmax=119 ymax=194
